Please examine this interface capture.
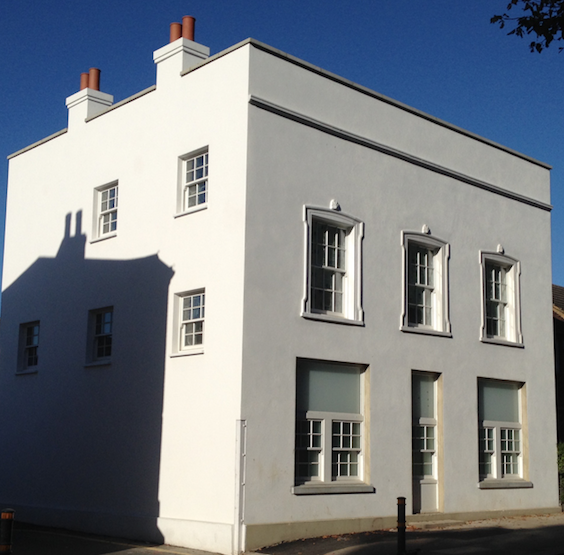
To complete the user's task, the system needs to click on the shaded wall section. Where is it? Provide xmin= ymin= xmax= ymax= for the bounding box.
xmin=0 ymin=212 xmax=174 ymax=542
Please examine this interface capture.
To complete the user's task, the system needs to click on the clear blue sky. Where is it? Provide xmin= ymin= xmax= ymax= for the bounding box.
xmin=1 ymin=1 xmax=563 ymax=289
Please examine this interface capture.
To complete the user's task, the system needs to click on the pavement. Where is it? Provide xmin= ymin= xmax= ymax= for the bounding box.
xmin=5 ymin=512 xmax=564 ymax=555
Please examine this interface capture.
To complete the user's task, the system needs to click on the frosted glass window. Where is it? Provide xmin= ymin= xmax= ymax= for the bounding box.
xmin=297 ymin=360 xmax=361 ymax=414
xmin=412 ymin=373 xmax=435 ymax=419
xmin=479 ymin=380 xmax=519 ymax=422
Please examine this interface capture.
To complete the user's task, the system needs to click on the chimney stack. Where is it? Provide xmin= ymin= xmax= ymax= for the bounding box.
xmin=154 ymin=16 xmax=210 ymax=88
xmin=66 ymin=67 xmax=113 ymax=128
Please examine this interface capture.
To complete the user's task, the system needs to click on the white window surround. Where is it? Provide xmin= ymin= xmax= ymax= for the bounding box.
xmin=171 ymin=289 xmax=205 ymax=357
xmin=479 ymin=251 xmax=523 ymax=347
xmin=176 ymin=148 xmax=209 ymax=217
xmin=401 ymin=231 xmax=451 ymax=337
xmin=293 ymin=359 xmax=373 ymax=495
xmin=478 ymin=378 xmax=531 ymax=489
xmin=18 ymin=321 xmax=40 ymax=374
xmin=92 ymin=181 xmax=118 ymax=242
xmin=301 ymin=206 xmax=364 ymax=325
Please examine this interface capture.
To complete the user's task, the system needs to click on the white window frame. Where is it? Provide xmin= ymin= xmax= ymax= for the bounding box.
xmin=176 ymin=148 xmax=208 ymax=216
xmin=85 ymin=307 xmax=113 ymax=366
xmin=295 ymin=411 xmax=363 ymax=483
xmin=293 ymin=359 xmax=373 ymax=495
xmin=401 ymin=232 xmax=450 ymax=336
xmin=171 ymin=289 xmax=205 ymax=356
xmin=18 ymin=321 xmax=40 ymax=373
xmin=480 ymin=252 xmax=522 ymax=346
xmin=92 ymin=181 xmax=118 ymax=241
xmin=478 ymin=379 xmax=530 ymax=488
xmin=302 ymin=206 xmax=364 ymax=325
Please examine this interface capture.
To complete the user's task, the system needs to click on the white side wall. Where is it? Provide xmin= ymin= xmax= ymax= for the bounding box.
xmin=0 ymin=42 xmax=251 ymax=554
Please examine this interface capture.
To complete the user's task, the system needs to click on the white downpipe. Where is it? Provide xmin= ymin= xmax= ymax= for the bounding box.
xmin=233 ymin=420 xmax=247 ymax=554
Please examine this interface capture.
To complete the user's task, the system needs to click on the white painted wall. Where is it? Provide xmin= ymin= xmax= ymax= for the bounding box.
xmin=239 ymin=43 xmax=558 ymax=541
xmin=0 ymin=39 xmax=251 ymax=554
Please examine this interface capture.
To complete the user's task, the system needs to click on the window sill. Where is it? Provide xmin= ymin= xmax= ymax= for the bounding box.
xmin=170 ymin=348 xmax=204 ymax=358
xmin=478 ymin=479 xmax=533 ymax=489
xmin=480 ymin=337 xmax=524 ymax=349
xmin=174 ymin=204 xmax=208 ymax=218
xmin=16 ymin=368 xmax=39 ymax=375
xmin=292 ymin=483 xmax=375 ymax=495
xmin=401 ymin=326 xmax=452 ymax=338
xmin=84 ymin=360 xmax=112 ymax=368
xmin=302 ymin=312 xmax=364 ymax=327
xmin=90 ymin=233 xmax=117 ymax=244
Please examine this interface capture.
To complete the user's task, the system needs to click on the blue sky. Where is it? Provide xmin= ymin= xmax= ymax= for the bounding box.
xmin=1 ymin=1 xmax=563 ymax=289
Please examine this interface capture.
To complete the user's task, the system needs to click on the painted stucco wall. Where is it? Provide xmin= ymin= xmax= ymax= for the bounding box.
xmin=0 ymin=40 xmax=250 ymax=554
xmin=240 ymin=43 xmax=558 ymax=547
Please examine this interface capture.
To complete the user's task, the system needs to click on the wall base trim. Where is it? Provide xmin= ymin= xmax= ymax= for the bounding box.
xmin=245 ymin=507 xmax=563 ymax=551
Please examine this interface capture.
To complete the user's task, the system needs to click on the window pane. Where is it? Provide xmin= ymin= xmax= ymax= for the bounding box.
xmin=479 ymin=380 xmax=519 ymax=422
xmin=412 ymin=373 xmax=435 ymax=419
xmin=297 ymin=360 xmax=361 ymax=413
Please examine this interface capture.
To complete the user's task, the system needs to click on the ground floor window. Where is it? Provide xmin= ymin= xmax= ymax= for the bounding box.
xmin=295 ymin=359 xmax=365 ymax=486
xmin=478 ymin=379 xmax=523 ymax=481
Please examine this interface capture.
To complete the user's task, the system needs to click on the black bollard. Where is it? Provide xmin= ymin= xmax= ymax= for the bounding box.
xmin=397 ymin=497 xmax=406 ymax=555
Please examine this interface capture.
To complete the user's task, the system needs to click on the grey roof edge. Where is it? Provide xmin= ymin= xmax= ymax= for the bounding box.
xmin=7 ymin=85 xmax=157 ymax=160
xmin=243 ymin=39 xmax=551 ymax=170
xmin=8 ymin=128 xmax=68 ymax=160
xmin=8 ymin=37 xmax=551 ymax=171
xmin=85 ymin=85 xmax=156 ymax=123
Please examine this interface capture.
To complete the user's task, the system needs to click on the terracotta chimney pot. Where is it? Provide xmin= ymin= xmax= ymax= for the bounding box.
xmin=88 ymin=68 xmax=100 ymax=91
xmin=182 ymin=16 xmax=195 ymax=41
xmin=80 ymin=72 xmax=89 ymax=90
xmin=170 ymin=22 xmax=182 ymax=42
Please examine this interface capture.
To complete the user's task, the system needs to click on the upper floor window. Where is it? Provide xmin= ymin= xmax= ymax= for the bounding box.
xmin=302 ymin=206 xmax=363 ymax=325
xmin=18 ymin=321 xmax=40 ymax=372
xmin=86 ymin=307 xmax=113 ymax=365
xmin=93 ymin=182 xmax=118 ymax=240
xmin=480 ymin=251 xmax=522 ymax=346
xmin=401 ymin=232 xmax=450 ymax=336
xmin=181 ymin=291 xmax=205 ymax=349
xmin=177 ymin=149 xmax=208 ymax=215
xmin=172 ymin=289 xmax=205 ymax=356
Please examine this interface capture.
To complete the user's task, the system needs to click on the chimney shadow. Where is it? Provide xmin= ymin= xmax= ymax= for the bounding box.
xmin=0 ymin=211 xmax=174 ymax=544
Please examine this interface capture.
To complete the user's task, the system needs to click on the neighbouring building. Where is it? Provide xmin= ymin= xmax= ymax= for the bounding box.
xmin=0 ymin=17 xmax=560 ymax=554
xmin=553 ymin=284 xmax=564 ymax=441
